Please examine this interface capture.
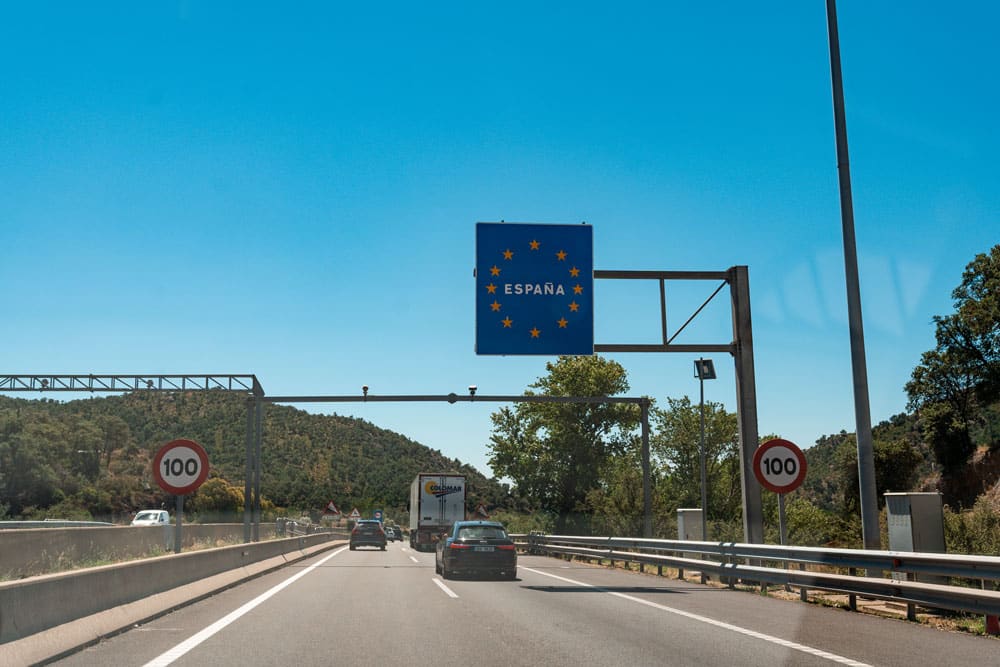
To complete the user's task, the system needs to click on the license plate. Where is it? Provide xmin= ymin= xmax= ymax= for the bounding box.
xmin=474 ymin=546 xmax=495 ymax=552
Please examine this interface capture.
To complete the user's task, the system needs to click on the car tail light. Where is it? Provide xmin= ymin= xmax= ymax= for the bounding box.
xmin=497 ymin=544 xmax=516 ymax=551
xmin=449 ymin=542 xmax=471 ymax=550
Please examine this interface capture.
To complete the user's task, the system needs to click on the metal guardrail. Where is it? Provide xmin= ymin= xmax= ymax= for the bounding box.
xmin=511 ymin=533 xmax=1000 ymax=628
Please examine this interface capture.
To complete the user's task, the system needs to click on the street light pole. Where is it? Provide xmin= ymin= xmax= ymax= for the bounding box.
xmin=695 ymin=358 xmax=715 ymax=542
xmin=699 ymin=367 xmax=708 ymax=542
xmin=825 ymin=0 xmax=880 ymax=549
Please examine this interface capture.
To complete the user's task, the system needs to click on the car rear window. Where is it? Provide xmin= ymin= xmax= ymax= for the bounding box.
xmin=457 ymin=526 xmax=507 ymax=540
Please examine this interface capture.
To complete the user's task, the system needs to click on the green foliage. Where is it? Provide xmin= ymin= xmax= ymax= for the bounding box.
xmin=943 ymin=496 xmax=1000 ymax=556
xmin=650 ymin=396 xmax=741 ymax=523
xmin=907 ymin=245 xmax=1000 ymax=484
xmin=779 ymin=497 xmax=859 ymax=547
xmin=586 ymin=453 xmax=644 ymax=537
xmin=833 ymin=432 xmax=923 ymax=516
xmin=490 ymin=509 xmax=555 ymax=535
xmin=186 ymin=477 xmax=245 ymax=521
xmin=488 ymin=356 xmax=639 ymax=533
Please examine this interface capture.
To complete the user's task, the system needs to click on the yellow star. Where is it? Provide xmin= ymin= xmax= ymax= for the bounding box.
xmin=569 ymin=301 xmax=580 ymax=312
xmin=556 ymin=250 xmax=567 ymax=261
xmin=486 ymin=283 xmax=497 ymax=294
xmin=573 ymin=284 xmax=583 ymax=294
xmin=503 ymin=249 xmax=514 ymax=260
xmin=529 ymin=327 xmax=541 ymax=338
xmin=557 ymin=317 xmax=568 ymax=328
xmin=491 ymin=301 xmax=501 ymax=312
xmin=569 ymin=266 xmax=580 ymax=277
xmin=529 ymin=240 xmax=540 ymax=250
xmin=490 ymin=265 xmax=501 ymax=277
xmin=502 ymin=317 xmax=513 ymax=328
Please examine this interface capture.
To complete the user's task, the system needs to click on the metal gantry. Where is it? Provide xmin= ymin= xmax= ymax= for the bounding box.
xmin=0 ymin=374 xmax=261 ymax=394
xmin=1 ymin=264 xmax=763 ymax=543
xmin=0 ymin=374 xmax=266 ymax=543
xmin=591 ymin=267 xmax=763 ymax=543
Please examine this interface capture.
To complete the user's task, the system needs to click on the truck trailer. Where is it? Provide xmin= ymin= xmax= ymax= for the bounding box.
xmin=409 ymin=473 xmax=466 ymax=551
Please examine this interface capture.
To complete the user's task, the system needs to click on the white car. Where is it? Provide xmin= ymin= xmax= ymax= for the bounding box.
xmin=131 ymin=510 xmax=170 ymax=526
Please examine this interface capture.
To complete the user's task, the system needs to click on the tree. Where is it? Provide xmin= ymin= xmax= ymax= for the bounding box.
xmin=487 ymin=356 xmax=639 ymax=533
xmin=650 ymin=396 xmax=741 ymax=522
xmin=907 ymin=245 xmax=1000 ymax=477
xmin=586 ymin=451 xmax=644 ymax=537
xmin=835 ymin=433 xmax=923 ymax=516
xmin=187 ymin=477 xmax=245 ymax=521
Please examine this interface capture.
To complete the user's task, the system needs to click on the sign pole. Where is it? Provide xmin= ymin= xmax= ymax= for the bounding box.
xmin=174 ymin=494 xmax=184 ymax=554
xmin=777 ymin=493 xmax=787 ymax=546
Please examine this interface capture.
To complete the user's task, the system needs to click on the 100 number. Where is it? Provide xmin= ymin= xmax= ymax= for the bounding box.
xmin=162 ymin=457 xmax=199 ymax=477
xmin=762 ymin=456 xmax=798 ymax=476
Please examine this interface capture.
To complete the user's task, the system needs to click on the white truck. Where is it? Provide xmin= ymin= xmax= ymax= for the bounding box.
xmin=409 ymin=473 xmax=466 ymax=551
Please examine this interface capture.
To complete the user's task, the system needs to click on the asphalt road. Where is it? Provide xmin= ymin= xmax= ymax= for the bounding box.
xmin=51 ymin=541 xmax=996 ymax=667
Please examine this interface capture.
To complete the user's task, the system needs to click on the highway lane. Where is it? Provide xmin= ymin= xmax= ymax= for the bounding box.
xmin=52 ymin=541 xmax=996 ymax=666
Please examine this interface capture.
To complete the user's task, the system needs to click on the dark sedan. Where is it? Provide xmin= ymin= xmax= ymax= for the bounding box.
xmin=350 ymin=519 xmax=387 ymax=550
xmin=435 ymin=520 xmax=517 ymax=580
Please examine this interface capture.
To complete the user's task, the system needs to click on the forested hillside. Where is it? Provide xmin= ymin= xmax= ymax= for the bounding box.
xmin=0 ymin=392 xmax=514 ymax=522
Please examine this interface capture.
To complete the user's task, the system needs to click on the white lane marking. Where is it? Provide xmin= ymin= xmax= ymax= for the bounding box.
xmin=520 ymin=567 xmax=872 ymax=667
xmin=142 ymin=547 xmax=348 ymax=667
xmin=409 ymin=555 xmax=420 ymax=563
xmin=432 ymin=577 xmax=459 ymax=598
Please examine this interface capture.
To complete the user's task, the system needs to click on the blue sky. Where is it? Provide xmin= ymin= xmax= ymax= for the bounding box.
xmin=2 ymin=3 xmax=997 ymax=477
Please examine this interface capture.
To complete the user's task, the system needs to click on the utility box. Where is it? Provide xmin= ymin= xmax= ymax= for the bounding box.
xmin=885 ymin=492 xmax=945 ymax=584
xmin=677 ymin=509 xmax=704 ymax=541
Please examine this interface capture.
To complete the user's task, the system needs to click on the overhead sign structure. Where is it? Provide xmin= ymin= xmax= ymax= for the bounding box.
xmin=752 ymin=438 xmax=808 ymax=494
xmin=152 ymin=439 xmax=210 ymax=496
xmin=476 ymin=222 xmax=593 ymax=355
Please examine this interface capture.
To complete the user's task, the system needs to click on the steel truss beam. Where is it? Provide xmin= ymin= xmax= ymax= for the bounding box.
xmin=0 ymin=374 xmax=262 ymax=395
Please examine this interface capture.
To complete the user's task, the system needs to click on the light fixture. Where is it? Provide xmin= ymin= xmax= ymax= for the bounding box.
xmin=694 ymin=359 xmax=716 ymax=380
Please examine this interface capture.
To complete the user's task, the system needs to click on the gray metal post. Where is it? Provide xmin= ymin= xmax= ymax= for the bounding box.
xmin=826 ymin=0 xmax=879 ymax=549
xmin=778 ymin=493 xmax=787 ymax=545
xmin=253 ymin=396 xmax=263 ymax=542
xmin=699 ymin=365 xmax=709 ymax=542
xmin=729 ymin=266 xmax=763 ymax=543
xmin=641 ymin=399 xmax=651 ymax=538
xmin=244 ymin=398 xmax=253 ymax=543
xmin=174 ymin=494 xmax=183 ymax=554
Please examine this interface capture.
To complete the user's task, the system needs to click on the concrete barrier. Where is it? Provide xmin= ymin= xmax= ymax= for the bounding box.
xmin=0 ymin=524 xmax=278 ymax=579
xmin=0 ymin=532 xmax=341 ymax=645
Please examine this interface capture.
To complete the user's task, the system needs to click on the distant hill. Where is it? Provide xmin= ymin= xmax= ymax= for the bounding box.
xmin=800 ymin=412 xmax=938 ymax=514
xmin=0 ymin=393 xmax=514 ymax=521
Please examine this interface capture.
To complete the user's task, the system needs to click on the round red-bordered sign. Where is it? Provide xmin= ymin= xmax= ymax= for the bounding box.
xmin=752 ymin=438 xmax=807 ymax=494
xmin=152 ymin=439 xmax=210 ymax=495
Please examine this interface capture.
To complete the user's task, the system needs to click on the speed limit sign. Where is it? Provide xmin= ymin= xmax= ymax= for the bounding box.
xmin=752 ymin=438 xmax=807 ymax=494
xmin=152 ymin=439 xmax=210 ymax=495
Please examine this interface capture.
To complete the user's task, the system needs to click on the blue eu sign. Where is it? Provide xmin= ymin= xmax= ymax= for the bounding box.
xmin=476 ymin=222 xmax=593 ymax=355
